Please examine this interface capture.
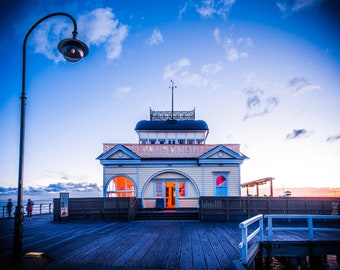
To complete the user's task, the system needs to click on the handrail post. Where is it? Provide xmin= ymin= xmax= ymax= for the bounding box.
xmin=268 ymin=216 xmax=273 ymax=241
xmin=40 ymin=203 xmax=42 ymax=214
xmin=241 ymin=226 xmax=248 ymax=263
xmin=308 ymin=217 xmax=314 ymax=240
xmin=259 ymin=217 xmax=264 ymax=242
xmin=239 ymin=214 xmax=263 ymax=264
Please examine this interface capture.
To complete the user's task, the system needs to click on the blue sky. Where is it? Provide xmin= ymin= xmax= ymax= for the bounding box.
xmin=0 ymin=0 xmax=339 ymax=196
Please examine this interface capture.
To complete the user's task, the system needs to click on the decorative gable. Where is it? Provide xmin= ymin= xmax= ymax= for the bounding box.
xmin=97 ymin=144 xmax=141 ymax=165
xmin=108 ymin=150 xmax=133 ymax=159
xmin=198 ymin=145 xmax=248 ymax=165
xmin=208 ymin=150 xmax=234 ymax=159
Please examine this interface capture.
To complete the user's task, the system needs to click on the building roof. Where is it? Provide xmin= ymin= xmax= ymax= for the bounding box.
xmin=135 ymin=119 xmax=209 ymax=131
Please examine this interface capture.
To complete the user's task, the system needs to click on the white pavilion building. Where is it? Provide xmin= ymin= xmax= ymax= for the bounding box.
xmin=97 ymin=108 xmax=248 ymax=209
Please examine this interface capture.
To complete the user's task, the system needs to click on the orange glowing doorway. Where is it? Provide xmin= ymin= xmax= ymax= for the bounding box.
xmin=165 ymin=182 xmax=176 ymax=208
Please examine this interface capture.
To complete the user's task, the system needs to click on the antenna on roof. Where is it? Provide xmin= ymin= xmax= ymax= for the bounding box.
xmin=169 ymin=80 xmax=177 ymax=120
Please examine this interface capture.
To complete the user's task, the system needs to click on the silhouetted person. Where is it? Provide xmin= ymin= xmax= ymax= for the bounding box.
xmin=26 ymin=198 xmax=34 ymax=220
xmin=6 ymin=199 xmax=12 ymax=219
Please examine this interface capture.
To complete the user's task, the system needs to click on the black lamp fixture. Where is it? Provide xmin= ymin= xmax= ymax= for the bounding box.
xmin=58 ymin=36 xmax=89 ymax=62
xmin=13 ymin=12 xmax=88 ymax=264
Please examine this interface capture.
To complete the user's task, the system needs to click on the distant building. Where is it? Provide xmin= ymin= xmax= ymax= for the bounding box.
xmin=97 ymin=106 xmax=248 ymax=209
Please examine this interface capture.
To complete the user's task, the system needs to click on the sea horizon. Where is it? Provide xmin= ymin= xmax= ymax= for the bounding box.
xmin=1 ymin=186 xmax=339 ymax=207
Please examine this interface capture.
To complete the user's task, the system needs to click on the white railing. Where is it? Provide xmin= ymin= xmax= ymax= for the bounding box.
xmin=265 ymin=214 xmax=340 ymax=241
xmin=238 ymin=214 xmax=263 ymax=265
xmin=238 ymin=214 xmax=340 ymax=265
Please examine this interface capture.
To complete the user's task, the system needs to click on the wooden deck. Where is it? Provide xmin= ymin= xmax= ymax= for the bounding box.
xmin=1 ymin=214 xmax=243 ymax=269
xmin=1 ymin=214 xmax=339 ymax=269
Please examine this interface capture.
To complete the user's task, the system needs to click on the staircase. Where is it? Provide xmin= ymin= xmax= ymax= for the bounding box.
xmin=134 ymin=208 xmax=200 ymax=220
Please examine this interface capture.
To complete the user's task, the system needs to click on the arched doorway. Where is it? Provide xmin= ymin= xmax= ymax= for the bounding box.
xmin=142 ymin=170 xmax=200 ymax=208
xmin=106 ymin=176 xmax=136 ymax=197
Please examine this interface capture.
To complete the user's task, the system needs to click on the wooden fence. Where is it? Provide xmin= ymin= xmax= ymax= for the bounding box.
xmin=53 ymin=197 xmax=138 ymax=221
xmin=199 ymin=196 xmax=340 ymax=221
xmin=52 ymin=196 xmax=339 ymax=222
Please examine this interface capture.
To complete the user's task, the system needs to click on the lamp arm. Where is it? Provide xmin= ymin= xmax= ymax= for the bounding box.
xmin=22 ymin=11 xmax=78 ymax=95
xmin=23 ymin=12 xmax=78 ymax=47
xmin=18 ymin=12 xmax=78 ymax=204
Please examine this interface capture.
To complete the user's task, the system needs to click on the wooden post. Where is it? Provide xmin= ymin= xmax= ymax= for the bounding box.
xmin=268 ymin=216 xmax=273 ymax=241
xmin=270 ymin=178 xmax=273 ymax=196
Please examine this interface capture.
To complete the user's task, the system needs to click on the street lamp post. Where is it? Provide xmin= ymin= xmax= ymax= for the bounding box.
xmin=13 ymin=12 xmax=89 ymax=264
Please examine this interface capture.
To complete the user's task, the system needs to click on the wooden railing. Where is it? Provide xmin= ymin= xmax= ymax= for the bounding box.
xmin=200 ymin=196 xmax=339 ymax=221
xmin=53 ymin=197 xmax=137 ymax=221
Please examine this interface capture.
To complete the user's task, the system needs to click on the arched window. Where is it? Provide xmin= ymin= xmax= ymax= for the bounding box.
xmin=214 ymin=173 xmax=228 ymax=196
xmin=106 ymin=176 xmax=136 ymax=197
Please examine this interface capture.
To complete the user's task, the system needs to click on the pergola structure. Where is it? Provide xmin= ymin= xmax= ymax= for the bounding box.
xmin=241 ymin=177 xmax=274 ymax=196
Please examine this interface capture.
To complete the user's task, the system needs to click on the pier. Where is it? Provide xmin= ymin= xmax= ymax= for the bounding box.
xmin=1 ymin=213 xmax=340 ymax=269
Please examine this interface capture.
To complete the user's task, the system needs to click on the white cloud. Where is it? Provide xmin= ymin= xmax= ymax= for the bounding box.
xmin=31 ymin=19 xmax=72 ymax=63
xmin=292 ymin=0 xmax=322 ymax=11
xmin=78 ymin=7 xmax=128 ymax=61
xmin=30 ymin=8 xmax=128 ymax=62
xmin=213 ymin=28 xmax=221 ymax=45
xmin=213 ymin=27 xmax=254 ymax=62
xmin=195 ymin=0 xmax=236 ymax=20
xmin=226 ymin=47 xmax=239 ymax=62
xmin=113 ymin=86 xmax=132 ymax=98
xmin=163 ymin=58 xmax=208 ymax=87
xmin=178 ymin=2 xmax=188 ymax=20
xmin=202 ymin=62 xmax=223 ymax=74
xmin=146 ymin=29 xmax=164 ymax=46
xmin=242 ymin=73 xmax=279 ymax=121
xmin=243 ymin=88 xmax=279 ymax=121
xmin=116 ymin=86 xmax=132 ymax=94
xmin=276 ymin=2 xmax=287 ymax=13
xmin=163 ymin=58 xmax=224 ymax=90
xmin=326 ymin=134 xmax=340 ymax=143
xmin=276 ymin=0 xmax=323 ymax=15
xmin=163 ymin=58 xmax=191 ymax=79
xmin=196 ymin=1 xmax=215 ymax=18
xmin=241 ymin=37 xmax=254 ymax=48
xmin=288 ymin=77 xmax=321 ymax=94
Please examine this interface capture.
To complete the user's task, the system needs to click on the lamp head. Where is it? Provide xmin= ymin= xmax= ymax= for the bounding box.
xmin=58 ymin=38 xmax=89 ymax=62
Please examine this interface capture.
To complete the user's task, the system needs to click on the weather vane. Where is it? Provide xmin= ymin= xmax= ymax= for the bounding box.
xmin=169 ymin=80 xmax=177 ymax=120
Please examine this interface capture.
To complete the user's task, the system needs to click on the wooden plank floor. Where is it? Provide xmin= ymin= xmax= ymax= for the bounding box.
xmin=0 ymin=215 xmax=243 ymax=269
xmin=1 ymin=215 xmax=339 ymax=270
